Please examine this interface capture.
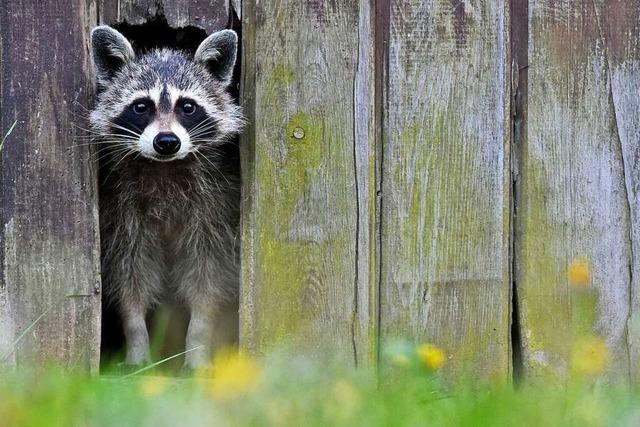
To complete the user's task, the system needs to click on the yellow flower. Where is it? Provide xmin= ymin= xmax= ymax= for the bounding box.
xmin=568 ymin=258 xmax=591 ymax=289
xmin=389 ymin=353 xmax=411 ymax=367
xmin=199 ymin=349 xmax=263 ymax=399
xmin=139 ymin=375 xmax=170 ymax=397
xmin=572 ymin=336 xmax=609 ymax=377
xmin=417 ymin=343 xmax=446 ymax=370
xmin=323 ymin=380 xmax=361 ymax=422
xmin=267 ymin=399 xmax=293 ymax=426
xmin=574 ymin=395 xmax=606 ymax=427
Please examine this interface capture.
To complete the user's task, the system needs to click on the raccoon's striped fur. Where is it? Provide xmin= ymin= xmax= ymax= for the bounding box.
xmin=89 ymin=26 xmax=243 ymax=369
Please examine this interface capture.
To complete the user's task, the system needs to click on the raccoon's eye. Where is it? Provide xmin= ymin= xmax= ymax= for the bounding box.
xmin=180 ymin=100 xmax=197 ymax=115
xmin=132 ymin=102 xmax=150 ymax=115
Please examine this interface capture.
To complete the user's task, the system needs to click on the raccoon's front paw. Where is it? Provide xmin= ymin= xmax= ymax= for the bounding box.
xmin=179 ymin=363 xmax=197 ymax=377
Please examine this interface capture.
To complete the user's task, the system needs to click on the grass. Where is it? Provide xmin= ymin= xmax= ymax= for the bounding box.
xmin=1 ymin=119 xmax=17 ymax=152
xmin=1 ymin=341 xmax=639 ymax=427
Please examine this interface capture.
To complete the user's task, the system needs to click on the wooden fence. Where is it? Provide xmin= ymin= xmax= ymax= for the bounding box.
xmin=1 ymin=0 xmax=638 ymax=382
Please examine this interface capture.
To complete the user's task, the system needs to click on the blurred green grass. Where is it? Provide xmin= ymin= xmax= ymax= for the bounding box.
xmin=2 ymin=341 xmax=639 ymax=427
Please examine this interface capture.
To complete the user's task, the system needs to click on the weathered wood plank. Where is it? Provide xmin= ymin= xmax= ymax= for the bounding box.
xmin=516 ymin=0 xmax=639 ymax=381
xmin=240 ymin=0 xmax=377 ymax=364
xmin=98 ymin=0 xmax=229 ymax=32
xmin=379 ymin=0 xmax=512 ymax=378
xmin=605 ymin=0 xmax=640 ymax=381
xmin=0 ymin=0 xmax=101 ymax=370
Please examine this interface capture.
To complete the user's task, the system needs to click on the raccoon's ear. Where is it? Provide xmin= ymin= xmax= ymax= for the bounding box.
xmin=91 ymin=26 xmax=135 ymax=83
xmin=194 ymin=30 xmax=238 ymax=85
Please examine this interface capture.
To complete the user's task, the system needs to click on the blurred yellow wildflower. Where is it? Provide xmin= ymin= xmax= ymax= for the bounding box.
xmin=139 ymin=376 xmax=170 ymax=397
xmin=198 ymin=349 xmax=263 ymax=399
xmin=267 ymin=398 xmax=293 ymax=426
xmin=323 ymin=380 xmax=361 ymax=422
xmin=568 ymin=258 xmax=590 ymax=289
xmin=389 ymin=353 xmax=411 ymax=367
xmin=572 ymin=336 xmax=609 ymax=377
xmin=574 ymin=395 xmax=606 ymax=427
xmin=417 ymin=343 xmax=446 ymax=370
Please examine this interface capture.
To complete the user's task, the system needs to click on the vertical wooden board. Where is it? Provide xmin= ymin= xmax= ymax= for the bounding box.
xmin=601 ymin=0 xmax=640 ymax=380
xmin=98 ymin=0 xmax=229 ymax=32
xmin=517 ymin=0 xmax=637 ymax=381
xmin=0 ymin=0 xmax=101 ymax=369
xmin=380 ymin=0 xmax=512 ymax=378
xmin=240 ymin=0 xmax=377 ymax=364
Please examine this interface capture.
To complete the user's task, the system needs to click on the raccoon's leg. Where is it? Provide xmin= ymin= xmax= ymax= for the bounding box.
xmin=121 ymin=301 xmax=151 ymax=365
xmin=103 ymin=215 xmax=164 ymax=367
xmin=184 ymin=300 xmax=216 ymax=369
xmin=119 ymin=239 xmax=164 ymax=366
xmin=174 ymin=248 xmax=238 ymax=369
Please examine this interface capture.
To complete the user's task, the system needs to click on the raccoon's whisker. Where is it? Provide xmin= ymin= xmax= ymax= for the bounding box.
xmin=192 ymin=148 xmax=231 ymax=187
xmin=189 ymin=118 xmax=219 ymax=132
xmin=72 ymin=136 xmax=139 ymax=144
xmin=71 ymin=126 xmax=140 ymax=142
xmin=68 ymin=107 xmax=93 ymax=121
xmin=189 ymin=139 xmax=220 ymax=146
xmin=71 ymin=138 xmax=138 ymax=145
xmin=89 ymin=150 xmax=132 ymax=166
xmin=71 ymin=123 xmax=105 ymax=135
xmin=191 ymin=145 xmax=225 ymax=157
xmin=82 ymin=148 xmax=127 ymax=161
xmin=189 ymin=132 xmax=219 ymax=141
xmin=86 ymin=143 xmax=132 ymax=155
xmin=192 ymin=146 xmax=225 ymax=157
xmin=71 ymin=101 xmax=93 ymax=114
xmin=73 ymin=131 xmax=140 ymax=138
xmin=90 ymin=148 xmax=133 ymax=164
xmin=106 ymin=121 xmax=143 ymax=138
xmin=189 ymin=126 xmax=219 ymax=140
xmin=102 ymin=148 xmax=140 ymax=183
xmin=188 ymin=124 xmax=219 ymax=139
xmin=191 ymin=151 xmax=224 ymax=194
xmin=76 ymin=120 xmax=141 ymax=140
xmin=86 ymin=143 xmax=132 ymax=152
xmin=188 ymin=117 xmax=219 ymax=135
xmin=189 ymin=128 xmax=219 ymax=139
xmin=194 ymin=133 xmax=239 ymax=146
xmin=70 ymin=140 xmax=136 ymax=148
xmin=192 ymin=140 xmax=235 ymax=152
xmin=90 ymin=149 xmax=130 ymax=162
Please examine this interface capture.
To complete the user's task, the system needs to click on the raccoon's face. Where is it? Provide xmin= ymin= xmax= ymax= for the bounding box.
xmin=89 ymin=26 xmax=242 ymax=162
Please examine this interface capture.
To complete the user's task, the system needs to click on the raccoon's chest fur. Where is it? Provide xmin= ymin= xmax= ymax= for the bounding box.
xmin=132 ymin=160 xmax=200 ymax=237
xmin=101 ymin=155 xmax=238 ymax=250
xmin=99 ymin=151 xmax=240 ymax=308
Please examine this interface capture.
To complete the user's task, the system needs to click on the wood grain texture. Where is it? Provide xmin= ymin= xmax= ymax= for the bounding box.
xmin=240 ymin=0 xmax=377 ymax=365
xmin=0 ymin=0 xmax=101 ymax=370
xmin=98 ymin=0 xmax=229 ymax=32
xmin=379 ymin=0 xmax=512 ymax=378
xmin=516 ymin=0 xmax=640 ymax=381
xmin=605 ymin=0 xmax=640 ymax=380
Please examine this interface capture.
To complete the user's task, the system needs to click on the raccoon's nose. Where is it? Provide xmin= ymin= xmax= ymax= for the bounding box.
xmin=153 ymin=132 xmax=181 ymax=156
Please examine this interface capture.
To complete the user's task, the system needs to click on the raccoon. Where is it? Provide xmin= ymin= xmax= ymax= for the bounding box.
xmin=89 ymin=26 xmax=243 ymax=369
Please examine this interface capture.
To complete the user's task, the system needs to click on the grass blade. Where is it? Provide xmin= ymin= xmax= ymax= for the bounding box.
xmin=0 ymin=120 xmax=17 ymax=152
xmin=120 ymin=346 xmax=204 ymax=379
xmin=2 ymin=304 xmax=54 ymax=362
